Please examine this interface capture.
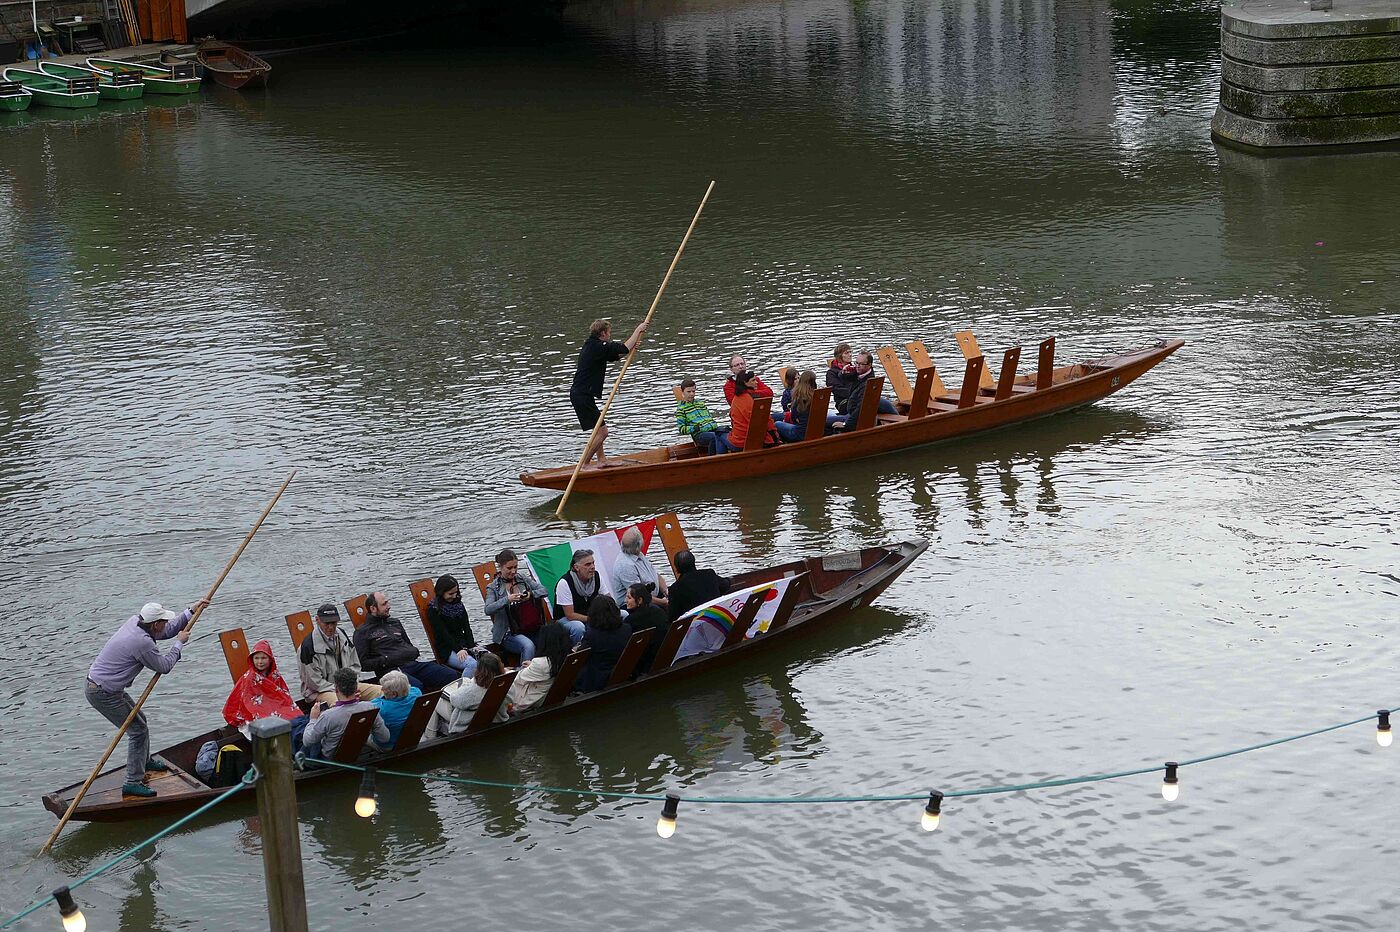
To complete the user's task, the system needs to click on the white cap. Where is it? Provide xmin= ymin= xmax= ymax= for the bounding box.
xmin=139 ymin=602 xmax=177 ymax=623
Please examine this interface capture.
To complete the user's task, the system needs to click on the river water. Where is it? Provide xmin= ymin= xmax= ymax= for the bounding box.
xmin=2 ymin=0 xmax=1398 ymax=928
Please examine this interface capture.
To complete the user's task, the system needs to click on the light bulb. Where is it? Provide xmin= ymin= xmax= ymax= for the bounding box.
xmin=1161 ymin=762 xmax=1180 ymax=802
xmin=1378 ymin=710 xmax=1392 ymax=748
xmin=355 ymin=768 xmax=378 ymax=819
xmin=54 ymin=886 xmax=86 ymax=932
xmin=657 ymin=794 xmax=680 ymax=839
xmin=920 ymin=791 xmax=944 ymax=832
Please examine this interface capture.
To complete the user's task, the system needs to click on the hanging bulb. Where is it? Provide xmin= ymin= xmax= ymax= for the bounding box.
xmin=1378 ymin=710 xmax=1393 ymax=748
xmin=53 ymin=886 xmax=86 ymax=932
xmin=920 ymin=791 xmax=944 ymax=832
xmin=1161 ymin=762 xmax=1180 ymax=802
xmin=656 ymin=794 xmax=680 ymax=838
xmin=355 ymin=767 xmax=378 ymax=819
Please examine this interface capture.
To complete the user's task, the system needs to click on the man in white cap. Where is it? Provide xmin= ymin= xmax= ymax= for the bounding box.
xmin=86 ymin=597 xmax=209 ymax=798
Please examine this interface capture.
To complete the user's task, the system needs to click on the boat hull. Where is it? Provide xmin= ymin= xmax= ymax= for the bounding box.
xmin=0 ymin=93 xmax=30 ymax=111
xmin=144 ymin=77 xmax=203 ymax=95
xmin=521 ymin=340 xmax=1185 ymax=495
xmin=99 ymin=83 xmax=145 ymax=101
xmin=42 ymin=539 xmax=926 ymax=823
xmin=27 ymin=88 xmax=100 ymax=109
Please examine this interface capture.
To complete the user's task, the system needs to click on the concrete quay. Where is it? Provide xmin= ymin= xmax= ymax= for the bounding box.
xmin=1213 ymin=0 xmax=1400 ymax=150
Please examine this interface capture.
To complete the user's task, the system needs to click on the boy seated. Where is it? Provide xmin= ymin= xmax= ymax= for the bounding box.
xmin=675 ymin=378 xmax=735 ymax=455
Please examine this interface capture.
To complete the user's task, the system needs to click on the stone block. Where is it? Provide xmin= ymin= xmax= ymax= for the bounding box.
xmin=1223 ymin=55 xmax=1400 ymax=90
xmin=1222 ymin=27 xmax=1400 ymax=64
xmin=1212 ymin=106 xmax=1400 ymax=147
xmin=1223 ymin=0 xmax=1400 ymax=38
xmin=1220 ymin=80 xmax=1400 ymax=118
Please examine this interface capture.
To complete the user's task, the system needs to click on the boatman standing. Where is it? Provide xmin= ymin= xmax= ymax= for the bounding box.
xmin=570 ymin=317 xmax=648 ymax=465
xmin=85 ymin=598 xmax=208 ymax=797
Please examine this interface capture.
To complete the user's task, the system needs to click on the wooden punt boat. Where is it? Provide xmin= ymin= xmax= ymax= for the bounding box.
xmin=86 ymin=57 xmax=201 ymax=95
xmin=0 ymin=68 xmax=99 ymax=109
xmin=521 ymin=333 xmax=1185 ymax=496
xmin=42 ymin=515 xmax=925 ymax=823
xmin=0 ymin=79 xmax=32 ymax=111
xmin=38 ymin=61 xmax=144 ymax=101
xmin=196 ymin=39 xmax=271 ymax=89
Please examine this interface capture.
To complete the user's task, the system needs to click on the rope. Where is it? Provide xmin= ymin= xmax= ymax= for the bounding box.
xmin=302 ymin=702 xmax=1398 ymax=804
xmin=2 ymin=767 xmax=260 ymax=930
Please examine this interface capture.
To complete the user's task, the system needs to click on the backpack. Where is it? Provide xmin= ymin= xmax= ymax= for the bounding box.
xmin=211 ymin=743 xmax=250 ymax=788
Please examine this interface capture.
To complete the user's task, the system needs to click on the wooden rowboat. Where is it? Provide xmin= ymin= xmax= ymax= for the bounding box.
xmin=521 ymin=334 xmax=1185 ymax=495
xmin=86 ymin=57 xmax=201 ymax=95
xmin=42 ymin=515 xmax=925 ymax=823
xmin=0 ymin=80 xmax=33 ymax=112
xmin=38 ymin=61 xmax=144 ymax=101
xmin=1 ymin=68 xmax=99 ymax=109
xmin=196 ymin=39 xmax=271 ymax=89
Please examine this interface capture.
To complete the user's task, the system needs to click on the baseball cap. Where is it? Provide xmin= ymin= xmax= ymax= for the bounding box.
xmin=139 ymin=602 xmax=177 ymax=623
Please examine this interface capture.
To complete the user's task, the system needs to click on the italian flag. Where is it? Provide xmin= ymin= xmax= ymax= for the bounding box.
xmin=521 ymin=517 xmax=659 ymax=606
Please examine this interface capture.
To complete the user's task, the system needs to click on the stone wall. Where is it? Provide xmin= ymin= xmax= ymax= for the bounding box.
xmin=1212 ymin=0 xmax=1400 ymax=148
xmin=2 ymin=0 xmax=116 ymax=62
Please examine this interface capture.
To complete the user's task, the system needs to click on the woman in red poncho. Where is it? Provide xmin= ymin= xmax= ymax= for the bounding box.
xmin=222 ymin=640 xmax=303 ymax=730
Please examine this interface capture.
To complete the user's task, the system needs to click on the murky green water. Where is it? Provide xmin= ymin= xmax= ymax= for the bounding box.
xmin=3 ymin=1 xmax=1399 ymax=929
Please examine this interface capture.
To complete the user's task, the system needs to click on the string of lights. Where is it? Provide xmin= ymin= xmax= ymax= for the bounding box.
xmin=1 ymin=768 xmax=260 ymax=932
xmin=307 ymin=704 xmax=1395 ymax=838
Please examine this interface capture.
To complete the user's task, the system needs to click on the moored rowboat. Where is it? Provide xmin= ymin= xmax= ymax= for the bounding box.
xmin=0 ymin=80 xmax=32 ymax=111
xmin=86 ymin=57 xmax=201 ymax=95
xmin=38 ymin=61 xmax=144 ymax=100
xmin=0 ymin=68 xmax=99 ymax=109
xmin=521 ymin=335 xmax=1185 ymax=495
xmin=42 ymin=516 xmax=925 ymax=823
xmin=196 ymin=39 xmax=271 ymax=89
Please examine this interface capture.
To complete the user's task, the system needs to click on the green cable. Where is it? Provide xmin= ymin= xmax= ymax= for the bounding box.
xmin=1 ymin=767 xmax=260 ymax=930
xmin=302 ymin=702 xmax=1397 ymax=804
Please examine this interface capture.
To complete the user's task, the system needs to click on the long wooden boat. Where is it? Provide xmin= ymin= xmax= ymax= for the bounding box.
xmin=86 ymin=57 xmax=201 ymax=95
xmin=42 ymin=516 xmax=925 ymax=823
xmin=521 ymin=333 xmax=1185 ymax=495
xmin=0 ymin=68 xmax=99 ymax=109
xmin=196 ymin=39 xmax=271 ymax=89
xmin=0 ymin=79 xmax=32 ymax=112
xmin=38 ymin=61 xmax=144 ymax=100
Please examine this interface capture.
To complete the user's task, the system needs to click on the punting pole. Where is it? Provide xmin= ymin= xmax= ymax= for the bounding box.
xmin=39 ymin=470 xmax=297 ymax=855
xmin=555 ymin=180 xmax=716 ymax=517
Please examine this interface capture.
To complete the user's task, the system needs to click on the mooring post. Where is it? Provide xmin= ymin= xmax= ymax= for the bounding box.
xmin=250 ymin=717 xmax=310 ymax=932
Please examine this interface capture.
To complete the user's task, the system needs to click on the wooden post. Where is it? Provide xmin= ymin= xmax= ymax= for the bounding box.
xmin=250 ymin=717 xmax=309 ymax=932
xmin=994 ymin=346 xmax=1022 ymax=401
xmin=1036 ymin=337 xmax=1056 ymax=390
xmin=958 ymin=358 xmax=984 ymax=409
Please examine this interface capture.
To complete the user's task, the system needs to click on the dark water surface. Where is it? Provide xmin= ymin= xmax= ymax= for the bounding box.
xmin=3 ymin=0 xmax=1398 ymax=928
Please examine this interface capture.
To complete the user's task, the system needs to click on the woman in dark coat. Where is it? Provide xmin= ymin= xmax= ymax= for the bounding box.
xmin=623 ymin=582 xmax=669 ymax=676
xmin=575 ymin=595 xmax=633 ymax=693
xmin=427 ymin=574 xmax=478 ymax=678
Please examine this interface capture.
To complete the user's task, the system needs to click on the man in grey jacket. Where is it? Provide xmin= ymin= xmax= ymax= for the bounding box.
xmin=302 ymin=667 xmax=390 ymax=761
xmin=298 ymin=603 xmax=382 ymax=705
xmin=483 ymin=548 xmax=547 ymax=663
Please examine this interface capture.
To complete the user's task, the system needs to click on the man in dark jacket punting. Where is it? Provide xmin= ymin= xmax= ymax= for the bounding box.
xmin=570 ymin=317 xmax=649 ymax=465
xmin=352 ymin=592 xmax=459 ymax=691
xmin=666 ymin=550 xmax=730 ymax=621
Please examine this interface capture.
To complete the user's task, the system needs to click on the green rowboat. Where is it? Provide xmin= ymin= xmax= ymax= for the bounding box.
xmin=39 ymin=61 xmax=144 ymax=100
xmin=0 ymin=80 xmax=33 ymax=112
xmin=86 ymin=57 xmax=201 ymax=96
xmin=0 ymin=68 xmax=99 ymax=109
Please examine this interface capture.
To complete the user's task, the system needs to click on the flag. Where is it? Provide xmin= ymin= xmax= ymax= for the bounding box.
xmin=674 ymin=576 xmax=796 ymax=661
xmin=520 ymin=518 xmax=661 ymax=609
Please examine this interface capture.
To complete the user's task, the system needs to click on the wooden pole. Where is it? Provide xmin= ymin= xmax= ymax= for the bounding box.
xmin=555 ymin=180 xmax=716 ymax=517
xmin=250 ymin=717 xmax=310 ymax=932
xmin=40 ymin=470 xmax=296 ymax=854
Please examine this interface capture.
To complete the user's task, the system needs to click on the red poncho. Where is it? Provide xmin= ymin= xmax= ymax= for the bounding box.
xmin=222 ymin=639 xmax=300 ymax=727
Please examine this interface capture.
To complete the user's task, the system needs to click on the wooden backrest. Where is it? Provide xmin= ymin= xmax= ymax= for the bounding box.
xmin=723 ymin=590 xmax=769 ymax=649
xmin=286 ymin=611 xmax=313 ymax=650
xmin=407 ymin=578 xmax=440 ymax=658
xmin=954 ymin=330 xmax=998 ymax=390
xmin=219 ymin=628 xmax=249 ymax=683
xmin=605 ymin=629 xmax=655 ymax=688
xmin=656 ymin=512 xmax=689 ymax=575
xmin=762 ymin=574 xmax=808 ymax=634
xmin=672 ymin=385 xmax=685 ymax=401
xmin=649 ymin=619 xmax=692 ymax=673
xmin=541 ymin=649 xmax=591 ymax=709
xmin=958 ymin=357 xmax=984 ymax=409
xmin=392 ymin=690 xmax=441 ymax=752
xmin=906 ymin=340 xmax=935 ymax=371
xmin=344 ymin=594 xmax=369 ymax=629
xmin=468 ymin=562 xmax=495 ymax=598
xmin=852 ymin=376 xmax=884 ymax=431
xmin=777 ymin=366 xmax=791 ymax=388
xmin=741 ymin=396 xmax=773 ymax=450
xmin=876 ymin=347 xmax=913 ymax=406
xmin=907 ymin=368 xmax=935 ymax=419
xmin=1037 ymin=337 xmax=1055 ymax=390
xmin=803 ymin=387 xmax=831 ymax=441
xmin=994 ymin=346 xmax=1022 ymax=400
xmin=332 ymin=708 xmax=380 ymax=763
xmin=466 ymin=670 xmax=518 ymax=733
